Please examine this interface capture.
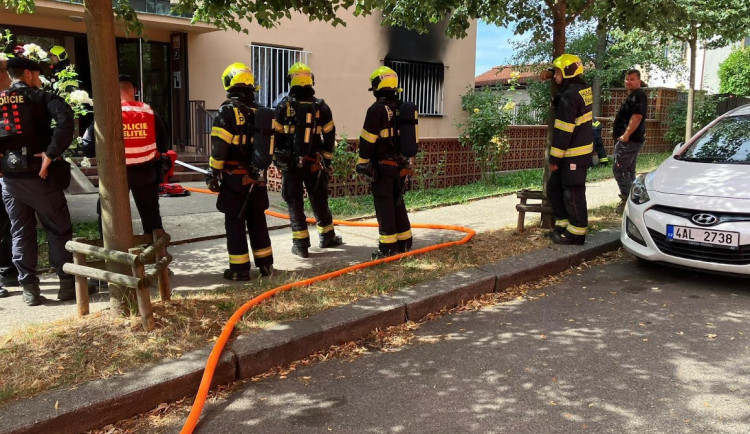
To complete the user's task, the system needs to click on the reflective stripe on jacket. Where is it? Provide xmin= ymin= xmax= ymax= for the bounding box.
xmin=121 ymin=101 xmax=157 ymax=166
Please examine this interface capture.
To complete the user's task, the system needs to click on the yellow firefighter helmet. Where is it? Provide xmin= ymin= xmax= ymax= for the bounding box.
xmin=221 ymin=62 xmax=256 ymax=91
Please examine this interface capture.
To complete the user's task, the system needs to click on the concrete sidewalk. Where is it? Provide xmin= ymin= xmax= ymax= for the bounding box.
xmin=0 ymin=179 xmax=622 ymax=334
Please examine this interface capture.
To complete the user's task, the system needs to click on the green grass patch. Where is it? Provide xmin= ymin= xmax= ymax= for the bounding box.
xmin=321 ymin=152 xmax=670 ymax=219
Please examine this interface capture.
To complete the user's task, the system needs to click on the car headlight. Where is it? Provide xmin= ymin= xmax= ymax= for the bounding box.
xmin=630 ymin=174 xmax=650 ymax=205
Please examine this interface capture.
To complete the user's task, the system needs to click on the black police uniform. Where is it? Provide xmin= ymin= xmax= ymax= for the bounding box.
xmin=358 ymin=91 xmax=412 ymax=257
xmin=548 ymin=76 xmax=594 ymax=244
xmin=273 ymin=86 xmax=340 ymax=255
xmin=209 ymin=88 xmax=273 ymax=280
xmin=82 ymin=111 xmax=170 ymax=236
xmin=0 ymin=76 xmax=76 ymax=304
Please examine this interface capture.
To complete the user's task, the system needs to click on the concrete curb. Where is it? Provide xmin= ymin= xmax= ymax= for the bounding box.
xmin=0 ymin=230 xmax=621 ymax=434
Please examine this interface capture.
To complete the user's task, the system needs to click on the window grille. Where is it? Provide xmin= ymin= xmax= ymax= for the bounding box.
xmin=384 ymin=60 xmax=445 ymax=116
xmin=250 ymin=44 xmax=310 ymax=108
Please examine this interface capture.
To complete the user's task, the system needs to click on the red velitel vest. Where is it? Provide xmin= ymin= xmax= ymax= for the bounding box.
xmin=121 ymin=100 xmax=157 ymax=166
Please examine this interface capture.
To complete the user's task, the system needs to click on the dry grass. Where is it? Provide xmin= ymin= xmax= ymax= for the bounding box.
xmin=0 ymin=206 xmax=623 ymax=413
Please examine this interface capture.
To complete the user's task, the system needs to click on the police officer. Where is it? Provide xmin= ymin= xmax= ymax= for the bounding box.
xmin=547 ymin=54 xmax=594 ymax=245
xmin=0 ymin=56 xmax=82 ymax=305
xmin=357 ymin=66 xmax=413 ymax=259
xmin=206 ymin=63 xmax=273 ymax=281
xmin=0 ymin=56 xmax=18 ymax=298
xmin=82 ymin=74 xmax=169 ymax=237
xmin=273 ymin=62 xmax=342 ymax=258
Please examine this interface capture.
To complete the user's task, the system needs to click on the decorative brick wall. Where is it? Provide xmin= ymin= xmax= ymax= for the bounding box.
xmin=267 ymin=88 xmax=680 ymax=198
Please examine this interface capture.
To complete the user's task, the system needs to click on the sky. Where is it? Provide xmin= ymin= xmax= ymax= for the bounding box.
xmin=475 ymin=21 xmax=525 ymax=76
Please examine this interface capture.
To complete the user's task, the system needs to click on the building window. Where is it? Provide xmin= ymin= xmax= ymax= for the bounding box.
xmin=250 ymin=44 xmax=310 ymax=108
xmin=384 ymin=60 xmax=444 ymax=116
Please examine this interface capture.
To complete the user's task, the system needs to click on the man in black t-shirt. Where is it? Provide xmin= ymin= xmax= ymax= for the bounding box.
xmin=612 ymin=69 xmax=648 ymax=210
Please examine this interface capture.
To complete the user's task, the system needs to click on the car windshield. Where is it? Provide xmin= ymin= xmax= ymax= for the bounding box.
xmin=677 ymin=115 xmax=750 ymax=163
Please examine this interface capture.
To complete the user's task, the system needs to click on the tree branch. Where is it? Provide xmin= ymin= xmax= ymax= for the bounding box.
xmin=566 ymin=0 xmax=597 ymax=25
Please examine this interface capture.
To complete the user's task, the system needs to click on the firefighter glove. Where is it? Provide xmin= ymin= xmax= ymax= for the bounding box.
xmin=206 ymin=169 xmax=221 ymax=192
xmin=356 ymin=161 xmax=376 ymax=182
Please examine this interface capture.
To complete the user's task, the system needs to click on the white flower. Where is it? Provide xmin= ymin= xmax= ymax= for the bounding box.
xmin=80 ymin=156 xmax=92 ymax=168
xmin=23 ymin=43 xmax=48 ymax=61
xmin=0 ymin=53 xmax=7 ymax=62
xmin=39 ymin=75 xmax=51 ymax=86
xmin=69 ymin=89 xmax=94 ymax=106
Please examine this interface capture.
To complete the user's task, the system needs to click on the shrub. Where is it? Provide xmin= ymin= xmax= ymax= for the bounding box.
xmin=718 ymin=47 xmax=750 ymax=96
xmin=457 ymin=85 xmax=516 ymax=183
xmin=664 ymin=93 xmax=721 ymax=144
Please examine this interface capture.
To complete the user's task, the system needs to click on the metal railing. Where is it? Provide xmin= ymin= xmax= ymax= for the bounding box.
xmin=250 ymin=44 xmax=310 ymax=108
xmin=385 ymin=60 xmax=445 ymax=116
xmin=189 ymin=100 xmax=215 ymax=157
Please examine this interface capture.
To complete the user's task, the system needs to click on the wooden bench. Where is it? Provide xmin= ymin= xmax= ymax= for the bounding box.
xmin=516 ymin=189 xmax=553 ymax=232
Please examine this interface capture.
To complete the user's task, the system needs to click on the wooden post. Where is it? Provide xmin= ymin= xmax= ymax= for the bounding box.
xmin=72 ymin=237 xmax=90 ymax=316
xmin=517 ymin=195 xmax=528 ymax=232
xmin=128 ymin=247 xmax=154 ymax=331
xmin=153 ymin=229 xmax=171 ymax=301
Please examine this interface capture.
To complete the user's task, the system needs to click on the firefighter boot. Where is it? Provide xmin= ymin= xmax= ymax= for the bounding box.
xmin=319 ymin=234 xmax=343 ymax=249
xmin=291 ymin=244 xmax=309 ymax=258
xmin=259 ymin=265 xmax=274 ymax=277
xmin=0 ymin=285 xmax=8 ymax=298
xmin=223 ymin=269 xmax=251 ymax=281
xmin=551 ymin=231 xmax=585 ymax=246
xmin=22 ymin=283 xmax=44 ymax=306
xmin=58 ymin=275 xmax=98 ymax=301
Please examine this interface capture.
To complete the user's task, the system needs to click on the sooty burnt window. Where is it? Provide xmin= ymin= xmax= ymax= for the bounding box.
xmin=385 ymin=60 xmax=445 ymax=116
xmin=250 ymin=44 xmax=310 ymax=108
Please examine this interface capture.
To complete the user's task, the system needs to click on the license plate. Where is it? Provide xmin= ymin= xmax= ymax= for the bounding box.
xmin=666 ymin=225 xmax=740 ymax=249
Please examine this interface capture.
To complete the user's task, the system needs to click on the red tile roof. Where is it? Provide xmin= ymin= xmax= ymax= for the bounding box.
xmin=475 ymin=66 xmax=540 ymax=87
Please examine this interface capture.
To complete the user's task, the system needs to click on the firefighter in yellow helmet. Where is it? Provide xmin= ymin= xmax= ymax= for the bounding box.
xmin=357 ymin=66 xmax=418 ymax=259
xmin=272 ymin=62 xmax=343 ymax=258
xmin=48 ymin=45 xmax=77 ymax=92
xmin=547 ymin=53 xmax=593 ymax=245
xmin=207 ymin=63 xmax=274 ymax=280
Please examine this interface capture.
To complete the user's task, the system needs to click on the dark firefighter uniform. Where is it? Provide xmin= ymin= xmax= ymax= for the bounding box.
xmin=273 ymin=62 xmax=342 ymax=258
xmin=48 ymin=46 xmax=77 ymax=93
xmin=591 ymin=120 xmax=609 ymax=166
xmin=547 ymin=54 xmax=594 ymax=245
xmin=358 ymin=66 xmax=412 ymax=258
xmin=208 ymin=63 xmax=273 ymax=281
xmin=0 ymin=57 xmax=79 ymax=305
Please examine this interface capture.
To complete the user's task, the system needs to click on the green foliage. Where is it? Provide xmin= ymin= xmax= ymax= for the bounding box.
xmin=513 ymin=23 xmax=685 ymax=89
xmin=718 ymin=46 xmax=750 ymax=96
xmin=457 ymin=86 xmax=515 ymax=182
xmin=330 ymin=134 xmax=368 ymax=197
xmin=665 ymin=93 xmax=721 ymax=145
xmin=513 ymin=80 xmax=550 ymax=125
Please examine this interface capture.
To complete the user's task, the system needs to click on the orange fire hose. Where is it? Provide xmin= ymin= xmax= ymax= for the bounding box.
xmin=179 ymin=186 xmax=476 ymax=433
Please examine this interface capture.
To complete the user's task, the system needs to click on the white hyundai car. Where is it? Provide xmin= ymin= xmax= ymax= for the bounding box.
xmin=621 ymin=104 xmax=750 ymax=276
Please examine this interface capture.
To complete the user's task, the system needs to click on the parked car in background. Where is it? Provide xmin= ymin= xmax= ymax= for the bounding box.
xmin=621 ymin=104 xmax=750 ymax=276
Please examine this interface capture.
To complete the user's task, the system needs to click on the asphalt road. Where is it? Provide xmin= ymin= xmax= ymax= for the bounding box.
xmin=176 ymin=259 xmax=750 ymax=434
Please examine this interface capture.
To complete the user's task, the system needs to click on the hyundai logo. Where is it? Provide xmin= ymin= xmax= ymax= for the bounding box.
xmin=691 ymin=213 xmax=718 ymax=226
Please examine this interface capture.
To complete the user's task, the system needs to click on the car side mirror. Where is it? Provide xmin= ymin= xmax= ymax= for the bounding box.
xmin=672 ymin=142 xmax=684 ymax=156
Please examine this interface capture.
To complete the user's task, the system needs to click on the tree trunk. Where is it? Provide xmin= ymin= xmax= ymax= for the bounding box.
xmin=685 ymin=31 xmax=697 ymax=142
xmin=542 ymin=4 xmax=568 ymax=229
xmin=592 ymin=17 xmax=608 ymax=118
xmin=84 ymin=0 xmax=136 ymax=315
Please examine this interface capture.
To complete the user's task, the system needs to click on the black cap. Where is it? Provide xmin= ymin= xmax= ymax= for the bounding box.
xmin=6 ymin=56 xmax=41 ymax=72
xmin=118 ymin=74 xmax=138 ymax=88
